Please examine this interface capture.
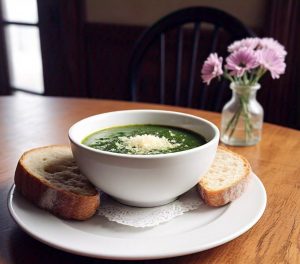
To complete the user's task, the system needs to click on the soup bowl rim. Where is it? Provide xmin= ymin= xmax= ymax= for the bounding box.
xmin=68 ymin=109 xmax=219 ymax=159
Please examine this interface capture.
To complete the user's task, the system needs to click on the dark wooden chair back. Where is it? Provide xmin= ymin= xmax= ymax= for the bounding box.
xmin=128 ymin=7 xmax=256 ymax=111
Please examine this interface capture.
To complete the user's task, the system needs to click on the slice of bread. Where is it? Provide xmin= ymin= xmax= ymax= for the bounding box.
xmin=198 ymin=146 xmax=251 ymax=207
xmin=14 ymin=145 xmax=100 ymax=220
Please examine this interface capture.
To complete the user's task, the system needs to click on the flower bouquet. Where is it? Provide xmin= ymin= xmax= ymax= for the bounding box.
xmin=201 ymin=37 xmax=287 ymax=145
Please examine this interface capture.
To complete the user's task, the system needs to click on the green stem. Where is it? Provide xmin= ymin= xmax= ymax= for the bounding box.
xmin=240 ymin=95 xmax=253 ymax=140
xmin=243 ymin=72 xmax=249 ymax=85
xmin=223 ymin=89 xmax=254 ymax=142
xmin=223 ymin=70 xmax=234 ymax=83
xmin=228 ymin=108 xmax=241 ymax=139
xmin=250 ymin=67 xmax=266 ymax=85
xmin=224 ymin=110 xmax=239 ymax=136
xmin=249 ymin=71 xmax=255 ymax=84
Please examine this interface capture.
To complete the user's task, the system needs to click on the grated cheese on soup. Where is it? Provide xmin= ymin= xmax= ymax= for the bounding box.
xmin=118 ymin=134 xmax=181 ymax=154
xmin=82 ymin=124 xmax=207 ymax=155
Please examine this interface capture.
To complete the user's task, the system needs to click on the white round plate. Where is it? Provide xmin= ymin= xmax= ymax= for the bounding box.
xmin=8 ymin=173 xmax=266 ymax=260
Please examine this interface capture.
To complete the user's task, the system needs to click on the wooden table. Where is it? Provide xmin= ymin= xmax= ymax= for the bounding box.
xmin=0 ymin=94 xmax=299 ymax=264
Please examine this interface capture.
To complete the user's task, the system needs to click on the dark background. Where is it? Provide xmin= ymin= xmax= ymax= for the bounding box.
xmin=0 ymin=0 xmax=299 ymax=129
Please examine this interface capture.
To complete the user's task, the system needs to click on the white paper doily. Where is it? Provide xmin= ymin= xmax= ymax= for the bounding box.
xmin=97 ymin=187 xmax=203 ymax=228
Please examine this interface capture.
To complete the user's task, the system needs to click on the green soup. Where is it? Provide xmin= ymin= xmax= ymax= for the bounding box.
xmin=82 ymin=124 xmax=207 ymax=155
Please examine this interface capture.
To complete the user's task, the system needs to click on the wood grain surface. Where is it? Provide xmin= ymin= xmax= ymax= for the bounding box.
xmin=0 ymin=94 xmax=299 ymax=264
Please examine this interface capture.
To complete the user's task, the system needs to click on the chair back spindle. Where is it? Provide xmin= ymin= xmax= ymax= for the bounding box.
xmin=175 ymin=27 xmax=183 ymax=106
xmin=187 ymin=22 xmax=201 ymax=107
xmin=210 ymin=25 xmax=220 ymax=53
xmin=160 ymin=33 xmax=166 ymax=104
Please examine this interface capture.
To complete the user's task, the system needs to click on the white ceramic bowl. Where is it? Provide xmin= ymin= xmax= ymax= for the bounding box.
xmin=69 ymin=110 xmax=219 ymax=207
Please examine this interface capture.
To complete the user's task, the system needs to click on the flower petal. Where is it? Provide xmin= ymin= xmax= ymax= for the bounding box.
xmin=201 ymin=53 xmax=223 ymax=85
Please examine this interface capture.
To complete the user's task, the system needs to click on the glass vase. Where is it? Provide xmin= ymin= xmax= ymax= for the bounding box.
xmin=221 ymin=82 xmax=263 ymax=146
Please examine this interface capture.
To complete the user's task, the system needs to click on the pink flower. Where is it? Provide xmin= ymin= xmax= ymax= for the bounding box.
xmin=225 ymin=48 xmax=259 ymax=77
xmin=257 ymin=48 xmax=286 ymax=79
xmin=259 ymin=38 xmax=287 ymax=58
xmin=201 ymin=53 xmax=223 ymax=85
xmin=228 ymin=38 xmax=260 ymax=52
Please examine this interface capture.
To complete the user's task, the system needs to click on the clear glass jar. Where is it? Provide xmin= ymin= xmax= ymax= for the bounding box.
xmin=221 ymin=82 xmax=264 ymax=146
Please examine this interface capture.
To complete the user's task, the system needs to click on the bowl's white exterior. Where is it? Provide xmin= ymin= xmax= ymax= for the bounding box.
xmin=69 ymin=110 xmax=219 ymax=207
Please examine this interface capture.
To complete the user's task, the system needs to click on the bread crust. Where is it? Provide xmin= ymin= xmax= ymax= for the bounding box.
xmin=198 ymin=146 xmax=251 ymax=207
xmin=14 ymin=145 xmax=100 ymax=220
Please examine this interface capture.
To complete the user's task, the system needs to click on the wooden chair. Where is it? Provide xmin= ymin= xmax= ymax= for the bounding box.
xmin=128 ymin=7 xmax=256 ymax=111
